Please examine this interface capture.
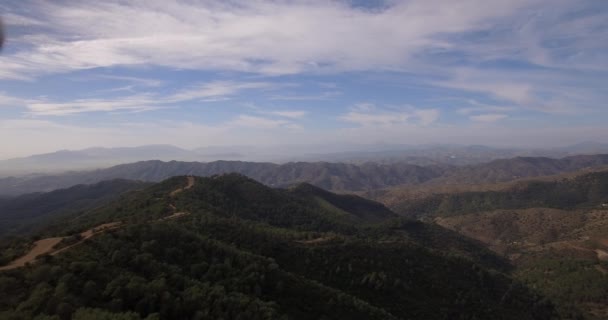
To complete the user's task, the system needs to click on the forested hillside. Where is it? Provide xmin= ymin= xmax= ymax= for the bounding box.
xmin=392 ymin=170 xmax=608 ymax=218
xmin=0 ymin=179 xmax=149 ymax=235
xmin=0 ymin=175 xmax=556 ymax=319
xmin=383 ymin=170 xmax=608 ymax=319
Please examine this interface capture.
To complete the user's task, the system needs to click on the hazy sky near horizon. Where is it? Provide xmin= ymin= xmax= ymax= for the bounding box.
xmin=0 ymin=0 xmax=607 ymax=158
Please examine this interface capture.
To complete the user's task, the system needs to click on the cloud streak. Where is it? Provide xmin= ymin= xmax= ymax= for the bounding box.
xmin=340 ymin=104 xmax=439 ymax=127
xmin=469 ymin=113 xmax=508 ymax=122
xmin=18 ymin=81 xmax=277 ymax=116
xmin=0 ymin=0 xmax=562 ymax=78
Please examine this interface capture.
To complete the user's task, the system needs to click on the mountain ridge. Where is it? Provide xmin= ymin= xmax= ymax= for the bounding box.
xmin=0 ymin=175 xmax=557 ymax=319
xmin=2 ymin=154 xmax=608 ymax=196
xmin=4 ymin=142 xmax=608 ymax=176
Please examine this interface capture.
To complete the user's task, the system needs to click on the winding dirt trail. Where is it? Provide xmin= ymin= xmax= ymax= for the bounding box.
xmin=52 ymin=222 xmax=122 ymax=256
xmin=296 ymin=236 xmax=336 ymax=245
xmin=162 ymin=176 xmax=194 ymax=220
xmin=170 ymin=176 xmax=195 ymax=196
xmin=0 ymin=222 xmax=122 ymax=271
xmin=157 ymin=176 xmax=195 ymax=221
xmin=1 ymin=176 xmax=196 ymax=271
xmin=0 ymin=237 xmax=64 ymax=270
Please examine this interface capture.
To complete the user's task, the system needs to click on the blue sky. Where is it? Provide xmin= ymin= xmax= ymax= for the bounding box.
xmin=0 ymin=0 xmax=607 ymax=158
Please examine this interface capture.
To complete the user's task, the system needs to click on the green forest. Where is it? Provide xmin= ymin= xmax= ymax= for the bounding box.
xmin=0 ymin=175 xmax=557 ymax=319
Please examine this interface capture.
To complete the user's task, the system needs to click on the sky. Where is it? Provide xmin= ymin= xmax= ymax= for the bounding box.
xmin=0 ymin=0 xmax=607 ymax=159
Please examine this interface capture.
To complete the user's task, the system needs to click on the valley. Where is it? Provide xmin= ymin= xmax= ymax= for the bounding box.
xmin=1 ymin=156 xmax=608 ymax=319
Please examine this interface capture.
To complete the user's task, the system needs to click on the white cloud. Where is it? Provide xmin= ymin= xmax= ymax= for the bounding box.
xmin=2 ymin=12 xmax=43 ymax=26
xmin=457 ymin=100 xmax=515 ymax=115
xmin=433 ymin=66 xmax=606 ymax=115
xmin=414 ymin=109 xmax=440 ymax=126
xmin=341 ymin=111 xmax=409 ymax=127
xmin=25 ymin=94 xmax=160 ymax=116
xmin=0 ymin=0 xmax=550 ymax=79
xmin=0 ymin=93 xmax=24 ymax=107
xmin=469 ymin=113 xmax=508 ymax=122
xmin=340 ymin=105 xmax=439 ymax=127
xmin=265 ymin=110 xmax=307 ymax=119
xmin=269 ymin=91 xmax=341 ymax=101
xmin=0 ymin=0 xmax=603 ymax=119
xmin=20 ymin=81 xmax=277 ymax=116
xmin=168 ymin=81 xmax=274 ymax=102
xmin=228 ymin=115 xmax=292 ymax=129
xmin=0 ymin=0 xmax=607 ymax=156
xmin=93 ymin=75 xmax=163 ymax=88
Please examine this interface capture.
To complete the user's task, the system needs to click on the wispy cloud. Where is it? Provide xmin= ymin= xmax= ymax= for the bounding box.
xmin=457 ymin=100 xmax=515 ymax=115
xmin=0 ymin=93 xmax=24 ymax=107
xmin=168 ymin=81 xmax=274 ymax=102
xmin=435 ymin=67 xmax=607 ymax=115
xmin=92 ymin=75 xmax=163 ymax=88
xmin=269 ymin=91 xmax=341 ymax=101
xmin=21 ymin=81 xmax=277 ymax=116
xmin=264 ymin=110 xmax=308 ymax=119
xmin=228 ymin=115 xmax=292 ymax=129
xmin=340 ymin=104 xmax=439 ymax=127
xmin=469 ymin=113 xmax=509 ymax=122
xmin=0 ymin=0 xmax=607 ymax=155
xmin=25 ymin=94 xmax=160 ymax=116
xmin=2 ymin=12 xmax=43 ymax=27
xmin=0 ymin=0 xmax=565 ymax=79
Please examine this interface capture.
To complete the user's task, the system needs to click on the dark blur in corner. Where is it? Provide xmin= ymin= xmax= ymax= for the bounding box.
xmin=0 ymin=16 xmax=5 ymax=51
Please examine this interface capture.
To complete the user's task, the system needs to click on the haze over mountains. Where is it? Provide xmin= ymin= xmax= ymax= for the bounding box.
xmin=2 ymin=142 xmax=608 ymax=177
xmin=2 ymin=153 xmax=608 ymax=197
xmin=0 ymin=145 xmax=245 ymax=176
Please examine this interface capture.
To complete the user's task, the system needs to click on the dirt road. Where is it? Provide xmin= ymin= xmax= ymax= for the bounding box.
xmin=1 ymin=176 xmax=195 ymax=271
xmin=169 ymin=176 xmax=195 ymax=196
xmin=0 ymin=237 xmax=64 ymax=270
xmin=0 ymin=222 xmax=122 ymax=271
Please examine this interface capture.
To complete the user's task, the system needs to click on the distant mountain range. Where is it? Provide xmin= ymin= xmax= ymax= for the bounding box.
xmin=2 ymin=154 xmax=608 ymax=196
xmin=0 ymin=160 xmax=442 ymax=196
xmin=0 ymin=145 xmax=248 ymax=176
xmin=3 ymin=142 xmax=608 ymax=176
xmin=296 ymin=142 xmax=608 ymax=165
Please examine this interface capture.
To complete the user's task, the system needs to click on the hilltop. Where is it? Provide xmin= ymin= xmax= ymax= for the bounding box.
xmin=0 ymin=174 xmax=556 ymax=319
